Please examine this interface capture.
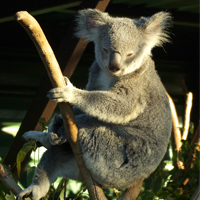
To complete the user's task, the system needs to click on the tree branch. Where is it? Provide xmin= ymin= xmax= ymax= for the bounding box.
xmin=0 ymin=164 xmax=21 ymax=195
xmin=182 ymin=92 xmax=193 ymax=140
xmin=14 ymin=11 xmax=107 ymax=200
xmin=166 ymin=93 xmax=184 ymax=169
xmin=0 ymin=164 xmax=30 ymax=200
xmin=118 ymin=179 xmax=143 ymax=200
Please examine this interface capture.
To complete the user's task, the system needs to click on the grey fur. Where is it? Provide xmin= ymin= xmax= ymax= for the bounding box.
xmin=16 ymin=9 xmax=172 ymax=200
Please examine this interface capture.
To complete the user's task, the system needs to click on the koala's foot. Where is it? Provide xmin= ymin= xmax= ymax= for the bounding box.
xmin=16 ymin=185 xmax=45 ymax=200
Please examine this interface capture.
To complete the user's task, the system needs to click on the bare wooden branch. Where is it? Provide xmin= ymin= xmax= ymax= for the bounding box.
xmin=118 ymin=179 xmax=143 ymax=200
xmin=182 ymin=92 xmax=193 ymax=140
xmin=14 ymin=11 xmax=107 ymax=200
xmin=166 ymin=93 xmax=184 ymax=169
xmin=0 ymin=164 xmax=21 ymax=195
xmin=0 ymin=164 xmax=26 ymax=198
xmin=167 ymin=94 xmax=182 ymax=151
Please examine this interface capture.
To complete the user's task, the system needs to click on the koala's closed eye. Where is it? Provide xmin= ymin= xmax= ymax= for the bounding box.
xmin=126 ymin=52 xmax=134 ymax=57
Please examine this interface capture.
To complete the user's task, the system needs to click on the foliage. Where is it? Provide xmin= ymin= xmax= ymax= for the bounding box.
xmin=0 ymin=121 xmax=198 ymax=200
xmin=0 ymin=183 xmax=15 ymax=200
xmin=137 ymin=142 xmax=199 ymax=199
xmin=16 ymin=140 xmax=37 ymax=178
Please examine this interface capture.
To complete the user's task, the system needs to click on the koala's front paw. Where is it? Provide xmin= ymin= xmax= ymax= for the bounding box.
xmin=16 ymin=185 xmax=42 ymax=200
xmin=47 ymin=77 xmax=74 ymax=103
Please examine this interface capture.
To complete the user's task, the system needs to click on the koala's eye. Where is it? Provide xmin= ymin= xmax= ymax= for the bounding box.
xmin=103 ymin=48 xmax=108 ymax=54
xmin=127 ymin=52 xmax=134 ymax=57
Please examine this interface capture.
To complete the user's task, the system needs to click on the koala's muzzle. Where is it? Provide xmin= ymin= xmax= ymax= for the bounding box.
xmin=108 ymin=52 xmax=121 ymax=73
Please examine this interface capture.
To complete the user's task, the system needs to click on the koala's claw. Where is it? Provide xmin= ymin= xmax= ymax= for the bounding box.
xmin=47 ymin=87 xmax=66 ymax=103
xmin=47 ymin=76 xmax=74 ymax=103
xmin=47 ymin=85 xmax=74 ymax=103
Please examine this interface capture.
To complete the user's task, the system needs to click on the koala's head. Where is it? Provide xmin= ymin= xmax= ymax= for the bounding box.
xmin=75 ymin=9 xmax=172 ymax=76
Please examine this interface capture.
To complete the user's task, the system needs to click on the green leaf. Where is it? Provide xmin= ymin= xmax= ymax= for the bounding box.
xmin=16 ymin=140 xmax=37 ymax=177
xmin=55 ymin=178 xmax=65 ymax=193
xmin=4 ymin=193 xmax=15 ymax=200
xmin=59 ymin=188 xmax=65 ymax=200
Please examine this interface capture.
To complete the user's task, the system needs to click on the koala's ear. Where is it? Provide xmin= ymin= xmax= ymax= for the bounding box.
xmin=136 ymin=12 xmax=172 ymax=53
xmin=75 ymin=9 xmax=110 ymax=41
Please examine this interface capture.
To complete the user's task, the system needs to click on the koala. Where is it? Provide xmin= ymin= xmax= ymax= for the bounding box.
xmin=16 ymin=9 xmax=172 ymax=200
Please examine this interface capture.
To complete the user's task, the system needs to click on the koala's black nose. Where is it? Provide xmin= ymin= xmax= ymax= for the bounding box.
xmin=109 ymin=52 xmax=121 ymax=73
xmin=108 ymin=64 xmax=120 ymax=73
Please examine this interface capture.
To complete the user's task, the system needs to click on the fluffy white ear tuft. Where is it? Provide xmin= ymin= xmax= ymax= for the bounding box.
xmin=75 ymin=9 xmax=110 ymax=41
xmin=137 ymin=12 xmax=172 ymax=54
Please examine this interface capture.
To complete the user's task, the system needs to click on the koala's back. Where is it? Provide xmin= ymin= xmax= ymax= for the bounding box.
xmin=75 ymin=59 xmax=172 ymax=189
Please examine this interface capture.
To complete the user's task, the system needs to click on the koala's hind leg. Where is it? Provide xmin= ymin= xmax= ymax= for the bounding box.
xmin=16 ymin=144 xmax=83 ymax=200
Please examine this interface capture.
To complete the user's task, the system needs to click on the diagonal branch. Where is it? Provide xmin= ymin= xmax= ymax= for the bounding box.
xmin=0 ymin=164 xmax=22 ymax=196
xmin=14 ymin=11 xmax=107 ymax=200
xmin=0 ymin=164 xmax=30 ymax=200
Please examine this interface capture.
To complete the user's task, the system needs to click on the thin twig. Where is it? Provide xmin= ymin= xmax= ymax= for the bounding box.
xmin=166 ymin=93 xmax=184 ymax=169
xmin=182 ymin=92 xmax=193 ymax=140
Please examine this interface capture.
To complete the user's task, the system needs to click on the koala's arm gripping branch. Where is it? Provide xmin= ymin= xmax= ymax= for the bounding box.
xmin=14 ymin=11 xmax=107 ymax=200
